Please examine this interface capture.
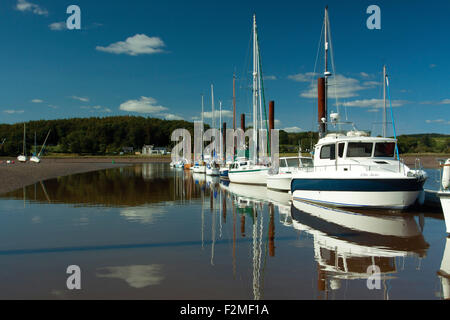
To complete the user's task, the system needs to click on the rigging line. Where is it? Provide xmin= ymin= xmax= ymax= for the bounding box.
xmin=386 ymin=75 xmax=400 ymax=159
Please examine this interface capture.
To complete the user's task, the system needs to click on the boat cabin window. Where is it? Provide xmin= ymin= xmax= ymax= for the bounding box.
xmin=280 ymin=159 xmax=288 ymax=168
xmin=347 ymin=142 xmax=373 ymax=157
xmin=374 ymin=142 xmax=396 ymax=157
xmin=320 ymin=144 xmax=336 ymax=160
xmin=286 ymin=158 xmax=300 ymax=167
xmin=300 ymin=158 xmax=313 ymax=167
xmin=338 ymin=143 xmax=345 ymax=158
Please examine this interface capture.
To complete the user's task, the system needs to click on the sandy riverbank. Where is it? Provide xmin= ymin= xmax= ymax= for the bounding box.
xmin=0 ymin=157 xmax=170 ymax=195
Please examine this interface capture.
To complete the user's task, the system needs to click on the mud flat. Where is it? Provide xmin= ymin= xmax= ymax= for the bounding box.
xmin=402 ymin=154 xmax=449 ymax=169
xmin=0 ymin=157 xmax=161 ymax=195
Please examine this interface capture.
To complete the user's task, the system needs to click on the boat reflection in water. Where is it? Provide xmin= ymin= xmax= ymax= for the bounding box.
xmin=291 ymin=199 xmax=429 ymax=299
xmin=218 ymin=181 xmax=277 ymax=300
xmin=438 ymin=238 xmax=450 ymax=300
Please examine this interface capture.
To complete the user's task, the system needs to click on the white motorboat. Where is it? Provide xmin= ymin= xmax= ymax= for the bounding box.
xmin=438 ymin=159 xmax=450 ymax=233
xmin=267 ymin=156 xmax=313 ymax=191
xmin=291 ymin=134 xmax=427 ymax=209
xmin=291 ymin=7 xmax=427 ymax=209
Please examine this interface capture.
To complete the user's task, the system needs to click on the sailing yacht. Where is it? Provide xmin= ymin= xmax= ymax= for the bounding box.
xmin=30 ymin=129 xmax=51 ymax=163
xmin=291 ymin=7 xmax=427 ymax=209
xmin=228 ymin=14 xmax=269 ymax=186
xmin=17 ymin=123 xmax=27 ymax=162
xmin=193 ymin=95 xmax=207 ymax=173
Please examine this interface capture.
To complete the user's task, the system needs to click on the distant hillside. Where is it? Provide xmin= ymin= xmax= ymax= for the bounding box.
xmin=0 ymin=116 xmax=198 ymax=156
xmin=0 ymin=117 xmax=447 ymax=156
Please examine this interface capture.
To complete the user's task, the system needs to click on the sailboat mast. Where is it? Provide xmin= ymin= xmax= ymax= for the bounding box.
xmin=324 ymin=6 xmax=329 ymax=132
xmin=23 ymin=123 xmax=26 ymax=155
xmin=219 ymin=100 xmax=222 ymax=162
xmin=252 ymin=14 xmax=258 ymax=164
xmin=233 ymin=73 xmax=236 ymax=131
xmin=211 ymin=84 xmax=215 ymax=130
xmin=201 ymin=94 xmax=204 ymax=161
xmin=383 ymin=65 xmax=387 ymax=137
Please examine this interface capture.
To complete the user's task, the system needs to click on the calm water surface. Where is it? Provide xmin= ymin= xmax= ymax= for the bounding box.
xmin=0 ymin=163 xmax=447 ymax=300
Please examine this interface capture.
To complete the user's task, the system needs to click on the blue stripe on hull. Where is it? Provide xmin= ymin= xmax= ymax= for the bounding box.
xmin=291 ymin=177 xmax=424 ymax=192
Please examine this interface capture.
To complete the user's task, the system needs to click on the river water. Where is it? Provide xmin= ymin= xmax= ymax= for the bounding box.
xmin=0 ymin=163 xmax=447 ymax=299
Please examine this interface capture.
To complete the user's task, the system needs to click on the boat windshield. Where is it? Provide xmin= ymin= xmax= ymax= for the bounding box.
xmin=374 ymin=142 xmax=396 ymax=157
xmin=300 ymin=158 xmax=313 ymax=167
xmin=285 ymin=158 xmax=300 ymax=167
xmin=346 ymin=142 xmax=373 ymax=157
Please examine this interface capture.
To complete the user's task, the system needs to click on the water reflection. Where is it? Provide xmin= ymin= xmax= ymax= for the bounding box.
xmin=0 ymin=163 xmax=444 ymax=299
xmin=290 ymin=200 xmax=429 ymax=299
xmin=438 ymin=238 xmax=450 ymax=300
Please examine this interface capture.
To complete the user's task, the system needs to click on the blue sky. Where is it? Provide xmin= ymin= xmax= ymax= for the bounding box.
xmin=0 ymin=0 xmax=449 ymax=135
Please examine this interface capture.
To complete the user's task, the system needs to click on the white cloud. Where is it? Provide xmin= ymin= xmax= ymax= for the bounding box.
xmin=203 ymin=110 xmax=233 ymax=119
xmin=71 ymin=96 xmax=89 ymax=102
xmin=162 ymin=113 xmax=183 ymax=120
xmin=341 ymin=98 xmax=408 ymax=108
xmin=360 ymin=72 xmax=370 ymax=78
xmin=420 ymin=99 xmax=450 ymax=105
xmin=96 ymin=34 xmax=165 ymax=56
xmin=31 ymin=99 xmax=43 ymax=103
xmin=301 ymin=74 xmax=367 ymax=99
xmin=119 ymin=96 xmax=167 ymax=114
xmin=274 ymin=119 xmax=282 ymax=127
xmin=283 ymin=126 xmax=303 ymax=133
xmin=425 ymin=119 xmax=450 ymax=125
xmin=287 ymin=72 xmax=318 ymax=83
xmin=81 ymin=105 xmax=112 ymax=113
xmin=97 ymin=265 xmax=164 ymax=288
xmin=15 ymin=0 xmax=48 ymax=15
xmin=4 ymin=110 xmax=24 ymax=114
xmin=430 ymin=64 xmax=437 ymax=69
xmin=362 ymin=81 xmax=380 ymax=87
xmin=264 ymin=75 xmax=277 ymax=80
xmin=49 ymin=22 xmax=66 ymax=31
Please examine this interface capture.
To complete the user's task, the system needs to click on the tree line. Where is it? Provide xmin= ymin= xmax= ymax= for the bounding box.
xmin=0 ymin=116 xmax=447 ymax=156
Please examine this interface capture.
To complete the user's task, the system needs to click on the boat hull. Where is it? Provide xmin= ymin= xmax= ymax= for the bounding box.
xmin=438 ymin=191 xmax=450 ymax=233
xmin=219 ymin=168 xmax=229 ymax=180
xmin=193 ymin=166 xmax=206 ymax=173
xmin=267 ymin=173 xmax=291 ymax=191
xmin=206 ymin=168 xmax=220 ymax=176
xmin=291 ymin=177 xmax=425 ymax=209
xmin=228 ymin=168 xmax=268 ymax=185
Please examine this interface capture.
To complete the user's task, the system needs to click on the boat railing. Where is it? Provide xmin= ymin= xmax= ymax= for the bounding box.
xmin=297 ymin=161 xmax=406 ymax=174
